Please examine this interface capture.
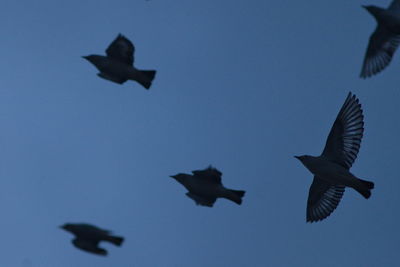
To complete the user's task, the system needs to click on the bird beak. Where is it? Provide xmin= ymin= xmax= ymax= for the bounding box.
xmin=361 ymin=5 xmax=367 ymax=9
xmin=82 ymin=56 xmax=89 ymax=60
xmin=169 ymin=175 xmax=176 ymax=179
xmin=294 ymin=156 xmax=300 ymax=160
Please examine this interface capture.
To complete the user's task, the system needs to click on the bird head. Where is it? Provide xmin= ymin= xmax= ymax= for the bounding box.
xmin=82 ymin=55 xmax=106 ymax=66
xmin=362 ymin=5 xmax=383 ymax=17
xmin=60 ymin=223 xmax=74 ymax=232
xmin=82 ymin=55 xmax=96 ymax=63
xmin=294 ymin=155 xmax=308 ymax=163
xmin=170 ymin=173 xmax=188 ymax=183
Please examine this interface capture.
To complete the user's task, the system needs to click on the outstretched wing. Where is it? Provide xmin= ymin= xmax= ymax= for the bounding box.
xmin=360 ymin=25 xmax=400 ymax=78
xmin=307 ymin=177 xmax=345 ymax=222
xmin=78 ymin=223 xmax=111 ymax=235
xmin=321 ymin=92 xmax=364 ymax=169
xmin=72 ymin=238 xmax=107 ymax=255
xmin=186 ymin=192 xmax=216 ymax=207
xmin=106 ymin=34 xmax=135 ymax=65
xmin=192 ymin=165 xmax=222 ymax=184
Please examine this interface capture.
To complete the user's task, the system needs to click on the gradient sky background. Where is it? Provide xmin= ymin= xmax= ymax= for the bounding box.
xmin=0 ymin=0 xmax=398 ymax=266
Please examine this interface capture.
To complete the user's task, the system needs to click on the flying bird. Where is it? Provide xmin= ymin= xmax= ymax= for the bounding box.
xmin=170 ymin=166 xmax=245 ymax=207
xmin=60 ymin=223 xmax=124 ymax=256
xmin=83 ymin=34 xmax=156 ymax=89
xmin=360 ymin=1 xmax=400 ymax=78
xmin=295 ymin=93 xmax=374 ymax=222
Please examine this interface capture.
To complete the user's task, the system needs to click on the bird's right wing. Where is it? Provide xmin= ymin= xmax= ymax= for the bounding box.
xmin=389 ymin=0 xmax=400 ymax=11
xmin=321 ymin=92 xmax=364 ymax=169
xmin=186 ymin=192 xmax=216 ymax=207
xmin=307 ymin=177 xmax=345 ymax=222
xmin=72 ymin=238 xmax=106 ymax=255
xmin=105 ymin=34 xmax=135 ymax=65
xmin=360 ymin=26 xmax=400 ymax=78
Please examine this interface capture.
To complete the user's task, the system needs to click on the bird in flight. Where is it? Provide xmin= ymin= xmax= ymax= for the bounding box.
xmin=60 ymin=223 xmax=124 ymax=255
xmin=170 ymin=166 xmax=245 ymax=207
xmin=295 ymin=93 xmax=374 ymax=222
xmin=83 ymin=34 xmax=156 ymax=89
xmin=360 ymin=1 xmax=400 ymax=78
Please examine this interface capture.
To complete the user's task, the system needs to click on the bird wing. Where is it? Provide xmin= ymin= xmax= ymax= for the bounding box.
xmin=72 ymin=238 xmax=99 ymax=250
xmin=192 ymin=166 xmax=222 ymax=184
xmin=307 ymin=177 xmax=345 ymax=222
xmin=105 ymin=34 xmax=135 ymax=65
xmin=360 ymin=25 xmax=400 ymax=78
xmin=321 ymin=92 xmax=364 ymax=169
xmin=389 ymin=0 xmax=400 ymax=11
xmin=186 ymin=192 xmax=216 ymax=207
xmin=73 ymin=238 xmax=107 ymax=255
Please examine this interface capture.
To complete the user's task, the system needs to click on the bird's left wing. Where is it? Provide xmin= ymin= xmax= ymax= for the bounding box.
xmin=360 ymin=26 xmax=400 ymax=78
xmin=186 ymin=192 xmax=216 ymax=207
xmin=72 ymin=238 xmax=107 ymax=255
xmin=192 ymin=166 xmax=222 ymax=184
xmin=307 ymin=177 xmax=345 ymax=222
xmin=106 ymin=34 xmax=135 ymax=65
xmin=321 ymin=92 xmax=364 ymax=169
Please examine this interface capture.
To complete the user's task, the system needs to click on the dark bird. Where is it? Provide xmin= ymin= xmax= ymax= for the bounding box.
xmin=295 ymin=93 xmax=374 ymax=222
xmin=170 ymin=166 xmax=245 ymax=207
xmin=83 ymin=34 xmax=156 ymax=89
xmin=60 ymin=223 xmax=124 ymax=256
xmin=360 ymin=1 xmax=400 ymax=78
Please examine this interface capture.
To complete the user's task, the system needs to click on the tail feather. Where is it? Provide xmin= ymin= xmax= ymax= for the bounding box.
xmin=355 ymin=178 xmax=374 ymax=199
xmin=141 ymin=70 xmax=156 ymax=81
xmin=106 ymin=235 xmax=124 ymax=246
xmin=135 ymin=70 xmax=156 ymax=89
xmin=225 ymin=189 xmax=246 ymax=205
xmin=359 ymin=178 xmax=374 ymax=189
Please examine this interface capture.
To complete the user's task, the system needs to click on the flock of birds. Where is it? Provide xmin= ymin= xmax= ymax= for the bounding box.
xmin=58 ymin=0 xmax=400 ymax=257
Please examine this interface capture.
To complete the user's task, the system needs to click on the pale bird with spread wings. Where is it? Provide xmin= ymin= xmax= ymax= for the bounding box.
xmin=295 ymin=93 xmax=374 ymax=222
xmin=83 ymin=34 xmax=156 ymax=89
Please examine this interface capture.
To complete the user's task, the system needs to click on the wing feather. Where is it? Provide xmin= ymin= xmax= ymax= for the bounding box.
xmin=321 ymin=93 xmax=364 ymax=169
xmin=307 ymin=177 xmax=345 ymax=222
xmin=105 ymin=34 xmax=135 ymax=65
xmin=360 ymin=26 xmax=400 ymax=78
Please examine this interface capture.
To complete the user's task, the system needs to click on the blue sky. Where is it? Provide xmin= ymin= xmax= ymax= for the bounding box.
xmin=0 ymin=0 xmax=398 ymax=266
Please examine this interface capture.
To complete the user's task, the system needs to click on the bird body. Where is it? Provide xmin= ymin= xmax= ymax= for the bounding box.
xmin=296 ymin=155 xmax=372 ymax=199
xmin=84 ymin=55 xmax=153 ymax=86
xmin=170 ymin=166 xmax=245 ymax=207
xmin=366 ymin=6 xmax=400 ymax=33
xmin=176 ymin=174 xmax=226 ymax=196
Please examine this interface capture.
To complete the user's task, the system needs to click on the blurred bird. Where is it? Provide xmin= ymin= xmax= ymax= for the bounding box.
xmin=360 ymin=1 xmax=400 ymax=78
xmin=170 ymin=166 xmax=245 ymax=207
xmin=295 ymin=93 xmax=374 ymax=222
xmin=60 ymin=223 xmax=124 ymax=256
xmin=83 ymin=34 xmax=156 ymax=89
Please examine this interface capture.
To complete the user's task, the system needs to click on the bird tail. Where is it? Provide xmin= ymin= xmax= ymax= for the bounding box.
xmin=134 ymin=70 xmax=156 ymax=89
xmin=105 ymin=235 xmax=124 ymax=246
xmin=224 ymin=189 xmax=246 ymax=205
xmin=354 ymin=178 xmax=374 ymax=199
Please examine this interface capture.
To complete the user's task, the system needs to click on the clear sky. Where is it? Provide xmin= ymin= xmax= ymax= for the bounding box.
xmin=0 ymin=0 xmax=398 ymax=266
